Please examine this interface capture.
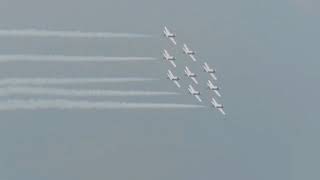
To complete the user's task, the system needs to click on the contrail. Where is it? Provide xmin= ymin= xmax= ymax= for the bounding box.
xmin=0 ymin=29 xmax=150 ymax=38
xmin=0 ymin=99 xmax=204 ymax=111
xmin=0 ymin=87 xmax=178 ymax=97
xmin=0 ymin=55 xmax=156 ymax=62
xmin=0 ymin=78 xmax=156 ymax=86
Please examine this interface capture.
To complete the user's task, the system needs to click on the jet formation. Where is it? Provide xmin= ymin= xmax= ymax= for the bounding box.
xmin=163 ymin=26 xmax=226 ymax=116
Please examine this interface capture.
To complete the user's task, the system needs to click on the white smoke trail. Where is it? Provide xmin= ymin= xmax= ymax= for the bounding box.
xmin=0 ymin=55 xmax=156 ymax=62
xmin=0 ymin=99 xmax=204 ymax=111
xmin=0 ymin=29 xmax=150 ymax=38
xmin=0 ymin=78 xmax=156 ymax=86
xmin=0 ymin=87 xmax=178 ymax=97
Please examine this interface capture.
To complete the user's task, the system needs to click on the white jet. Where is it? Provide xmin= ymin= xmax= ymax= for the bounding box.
xmin=211 ymin=97 xmax=226 ymax=115
xmin=163 ymin=49 xmax=176 ymax=67
xmin=163 ymin=26 xmax=177 ymax=45
xmin=184 ymin=66 xmax=198 ymax=84
xmin=207 ymin=80 xmax=221 ymax=97
xmin=203 ymin=62 xmax=217 ymax=80
xmin=188 ymin=84 xmax=202 ymax=102
xmin=167 ymin=70 xmax=181 ymax=88
xmin=182 ymin=44 xmax=197 ymax=62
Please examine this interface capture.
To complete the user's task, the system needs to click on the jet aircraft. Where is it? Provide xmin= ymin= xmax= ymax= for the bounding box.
xmin=183 ymin=44 xmax=197 ymax=61
xmin=211 ymin=97 xmax=226 ymax=115
xmin=203 ymin=62 xmax=217 ymax=80
xmin=163 ymin=26 xmax=177 ymax=45
xmin=163 ymin=49 xmax=176 ymax=67
xmin=188 ymin=85 xmax=202 ymax=102
xmin=184 ymin=66 xmax=198 ymax=84
xmin=167 ymin=70 xmax=181 ymax=88
xmin=207 ymin=80 xmax=221 ymax=97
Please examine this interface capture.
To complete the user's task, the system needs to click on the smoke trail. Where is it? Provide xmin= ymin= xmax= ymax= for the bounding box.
xmin=0 ymin=87 xmax=178 ymax=97
xmin=0 ymin=99 xmax=204 ymax=111
xmin=0 ymin=29 xmax=150 ymax=38
xmin=0 ymin=55 xmax=156 ymax=62
xmin=0 ymin=78 xmax=156 ymax=86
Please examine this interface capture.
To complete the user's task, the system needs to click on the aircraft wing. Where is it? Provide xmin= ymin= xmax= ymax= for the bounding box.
xmin=195 ymin=95 xmax=202 ymax=102
xmin=183 ymin=44 xmax=188 ymax=49
xmin=214 ymin=90 xmax=221 ymax=97
xmin=169 ymin=37 xmax=177 ymax=45
xmin=189 ymin=55 xmax=197 ymax=62
xmin=211 ymin=97 xmax=218 ymax=105
xmin=185 ymin=66 xmax=190 ymax=72
xmin=170 ymin=61 xmax=177 ymax=68
xmin=191 ymin=77 xmax=198 ymax=84
xmin=188 ymin=85 xmax=194 ymax=92
xmin=164 ymin=26 xmax=168 ymax=32
xmin=218 ymin=108 xmax=226 ymax=115
xmin=174 ymin=81 xmax=181 ymax=88
xmin=163 ymin=49 xmax=169 ymax=56
xmin=210 ymin=73 xmax=217 ymax=80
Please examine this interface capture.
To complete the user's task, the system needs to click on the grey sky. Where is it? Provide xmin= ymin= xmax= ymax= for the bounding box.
xmin=0 ymin=0 xmax=319 ymax=179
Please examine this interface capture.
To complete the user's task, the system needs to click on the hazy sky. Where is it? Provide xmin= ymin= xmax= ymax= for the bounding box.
xmin=0 ymin=0 xmax=319 ymax=179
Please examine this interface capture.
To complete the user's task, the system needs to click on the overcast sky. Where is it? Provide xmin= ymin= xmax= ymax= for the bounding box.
xmin=0 ymin=0 xmax=319 ymax=179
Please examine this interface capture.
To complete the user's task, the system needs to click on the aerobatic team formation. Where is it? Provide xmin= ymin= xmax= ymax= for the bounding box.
xmin=163 ymin=26 xmax=226 ymax=115
xmin=0 ymin=27 xmax=226 ymax=116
